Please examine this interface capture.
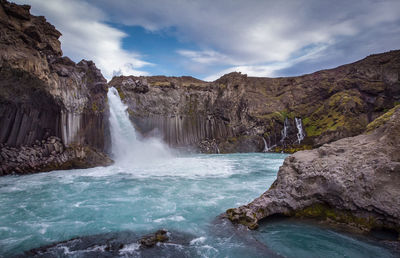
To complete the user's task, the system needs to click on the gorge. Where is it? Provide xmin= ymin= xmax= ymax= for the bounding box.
xmin=0 ymin=0 xmax=400 ymax=257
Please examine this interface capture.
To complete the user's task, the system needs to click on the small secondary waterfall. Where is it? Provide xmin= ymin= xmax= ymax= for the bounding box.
xmin=215 ymin=143 xmax=220 ymax=154
xmin=280 ymin=118 xmax=289 ymax=144
xmin=262 ymin=137 xmax=269 ymax=152
xmin=295 ymin=117 xmax=305 ymax=144
xmin=107 ymin=87 xmax=172 ymax=165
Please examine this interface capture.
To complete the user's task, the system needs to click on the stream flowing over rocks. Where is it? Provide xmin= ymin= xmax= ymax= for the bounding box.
xmin=227 ymin=105 xmax=400 ymax=234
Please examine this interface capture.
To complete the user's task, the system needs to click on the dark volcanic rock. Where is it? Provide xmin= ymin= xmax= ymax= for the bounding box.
xmin=0 ymin=0 xmax=111 ymax=174
xmin=138 ymin=229 xmax=169 ymax=248
xmin=22 ymin=230 xmax=195 ymax=257
xmin=0 ymin=136 xmax=113 ymax=175
xmin=109 ymin=51 xmax=400 ymax=153
xmin=226 ymin=105 xmax=400 ymax=233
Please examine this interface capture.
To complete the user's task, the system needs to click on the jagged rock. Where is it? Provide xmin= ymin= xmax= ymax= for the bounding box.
xmin=0 ymin=136 xmax=113 ymax=176
xmin=24 ymin=230 xmax=196 ymax=257
xmin=226 ymin=105 xmax=400 ymax=233
xmin=0 ymin=0 xmax=112 ymax=173
xmin=109 ymin=51 xmax=400 ymax=153
xmin=138 ymin=229 xmax=169 ymax=248
xmin=0 ymin=0 xmax=110 ymax=152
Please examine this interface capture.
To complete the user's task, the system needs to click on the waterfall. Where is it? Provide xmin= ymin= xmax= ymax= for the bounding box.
xmin=280 ymin=118 xmax=289 ymax=144
xmin=295 ymin=117 xmax=305 ymax=144
xmin=61 ymin=111 xmax=81 ymax=146
xmin=262 ymin=137 xmax=269 ymax=152
xmin=215 ymin=143 xmax=220 ymax=154
xmin=107 ymin=87 xmax=172 ymax=165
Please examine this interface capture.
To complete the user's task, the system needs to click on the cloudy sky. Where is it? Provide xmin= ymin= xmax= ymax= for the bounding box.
xmin=14 ymin=0 xmax=400 ymax=81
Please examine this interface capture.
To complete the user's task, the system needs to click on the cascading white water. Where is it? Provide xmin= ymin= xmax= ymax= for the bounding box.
xmin=107 ymin=87 xmax=172 ymax=166
xmin=215 ymin=144 xmax=220 ymax=154
xmin=262 ymin=137 xmax=269 ymax=152
xmin=295 ymin=117 xmax=305 ymax=144
xmin=280 ymin=118 xmax=289 ymax=144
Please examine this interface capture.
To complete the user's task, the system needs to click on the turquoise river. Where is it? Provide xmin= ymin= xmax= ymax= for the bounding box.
xmin=0 ymin=88 xmax=397 ymax=257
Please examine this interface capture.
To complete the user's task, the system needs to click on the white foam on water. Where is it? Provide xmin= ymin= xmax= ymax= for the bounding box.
xmin=119 ymin=242 xmax=140 ymax=254
xmin=190 ymin=236 xmax=207 ymax=245
xmin=153 ymin=215 xmax=185 ymax=223
xmin=108 ymin=87 xmax=173 ymax=167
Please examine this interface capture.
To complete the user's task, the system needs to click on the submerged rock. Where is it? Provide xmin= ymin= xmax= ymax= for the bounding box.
xmin=138 ymin=229 xmax=169 ymax=248
xmin=226 ymin=105 xmax=400 ymax=234
xmin=22 ymin=230 xmax=195 ymax=257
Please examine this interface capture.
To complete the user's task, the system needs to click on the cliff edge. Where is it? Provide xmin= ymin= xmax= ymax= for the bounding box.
xmin=110 ymin=51 xmax=400 ymax=153
xmin=226 ymin=105 xmax=400 ymax=235
xmin=0 ymin=0 xmax=112 ymax=175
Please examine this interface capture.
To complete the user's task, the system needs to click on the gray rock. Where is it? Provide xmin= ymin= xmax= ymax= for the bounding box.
xmin=227 ymin=106 xmax=400 ymax=233
xmin=0 ymin=136 xmax=113 ymax=175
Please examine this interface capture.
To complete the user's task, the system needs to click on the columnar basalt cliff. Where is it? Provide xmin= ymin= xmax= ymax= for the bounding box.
xmin=0 ymin=0 xmax=112 ymax=175
xmin=109 ymin=51 xmax=400 ymax=153
xmin=226 ymin=105 xmax=400 ymax=233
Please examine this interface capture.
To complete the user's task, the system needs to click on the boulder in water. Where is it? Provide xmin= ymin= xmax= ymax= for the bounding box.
xmin=138 ymin=229 xmax=169 ymax=248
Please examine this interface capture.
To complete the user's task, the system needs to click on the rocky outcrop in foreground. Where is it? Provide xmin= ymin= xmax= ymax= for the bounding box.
xmin=0 ymin=137 xmax=112 ymax=175
xmin=110 ymin=50 xmax=400 ymax=153
xmin=0 ymin=0 xmax=111 ymax=174
xmin=24 ymin=230 xmax=193 ymax=257
xmin=227 ymin=105 xmax=400 ymax=234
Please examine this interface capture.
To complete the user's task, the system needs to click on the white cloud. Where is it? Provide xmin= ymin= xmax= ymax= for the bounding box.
xmin=93 ymin=0 xmax=400 ymax=78
xmin=203 ymin=64 xmax=286 ymax=82
xmin=14 ymin=0 xmax=151 ymax=80
xmin=203 ymin=44 xmax=328 ymax=81
xmin=14 ymin=0 xmax=400 ymax=80
xmin=176 ymin=50 xmax=235 ymax=65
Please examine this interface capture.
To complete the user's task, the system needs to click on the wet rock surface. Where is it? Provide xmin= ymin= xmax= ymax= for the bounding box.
xmin=0 ymin=136 xmax=112 ymax=175
xmin=0 ymin=0 xmax=111 ymax=173
xmin=227 ymin=106 xmax=400 ymax=233
xmin=138 ymin=229 xmax=169 ymax=248
xmin=20 ymin=230 xmax=196 ymax=257
xmin=110 ymin=51 xmax=400 ymax=153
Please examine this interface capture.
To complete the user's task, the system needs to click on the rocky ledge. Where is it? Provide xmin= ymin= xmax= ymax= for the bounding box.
xmin=227 ymin=105 xmax=400 ymax=235
xmin=0 ymin=136 xmax=112 ymax=175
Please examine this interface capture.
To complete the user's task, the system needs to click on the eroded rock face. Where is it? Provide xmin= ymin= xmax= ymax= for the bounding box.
xmin=0 ymin=0 xmax=111 ymax=174
xmin=109 ymin=51 xmax=400 ymax=153
xmin=226 ymin=106 xmax=400 ymax=233
xmin=0 ymin=136 xmax=112 ymax=175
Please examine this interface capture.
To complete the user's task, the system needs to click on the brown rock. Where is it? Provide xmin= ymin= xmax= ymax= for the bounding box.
xmin=109 ymin=50 xmax=400 ymax=153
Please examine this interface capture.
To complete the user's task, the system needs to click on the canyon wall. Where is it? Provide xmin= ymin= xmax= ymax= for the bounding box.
xmin=110 ymin=50 xmax=400 ymax=153
xmin=0 ymin=0 xmax=112 ymax=174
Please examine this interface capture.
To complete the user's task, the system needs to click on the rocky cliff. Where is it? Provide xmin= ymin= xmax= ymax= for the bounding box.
xmin=226 ymin=105 xmax=400 ymax=235
xmin=110 ymin=50 xmax=400 ymax=153
xmin=0 ymin=0 xmax=112 ymax=175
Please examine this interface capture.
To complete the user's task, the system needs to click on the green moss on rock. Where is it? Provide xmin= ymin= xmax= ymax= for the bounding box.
xmin=302 ymin=90 xmax=366 ymax=137
xmin=366 ymin=104 xmax=400 ymax=132
xmin=294 ymin=203 xmax=377 ymax=231
xmin=226 ymin=208 xmax=258 ymax=230
xmin=273 ymin=144 xmax=313 ymax=153
xmin=116 ymin=87 xmax=125 ymax=100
